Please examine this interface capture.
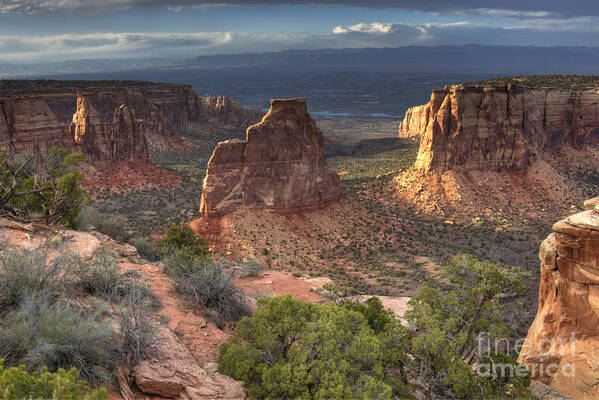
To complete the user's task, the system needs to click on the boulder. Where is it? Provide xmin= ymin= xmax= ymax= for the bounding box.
xmin=133 ymin=328 xmax=245 ymax=399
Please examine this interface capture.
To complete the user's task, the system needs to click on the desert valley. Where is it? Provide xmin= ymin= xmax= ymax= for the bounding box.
xmin=2 ymin=1 xmax=599 ymax=400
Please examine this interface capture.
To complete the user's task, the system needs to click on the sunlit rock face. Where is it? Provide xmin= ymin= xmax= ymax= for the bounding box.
xmin=520 ymin=197 xmax=599 ymax=400
xmin=0 ymin=81 xmax=262 ymax=161
xmin=200 ymin=98 xmax=343 ymax=217
xmin=71 ymin=94 xmax=148 ymax=161
xmin=400 ymin=84 xmax=599 ymax=173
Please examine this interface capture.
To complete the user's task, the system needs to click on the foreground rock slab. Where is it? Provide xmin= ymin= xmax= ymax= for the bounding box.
xmin=520 ymin=199 xmax=599 ymax=400
xmin=134 ymin=328 xmax=245 ymax=399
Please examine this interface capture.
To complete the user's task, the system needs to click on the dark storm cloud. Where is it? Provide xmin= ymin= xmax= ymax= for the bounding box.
xmin=1 ymin=0 xmax=598 ymax=17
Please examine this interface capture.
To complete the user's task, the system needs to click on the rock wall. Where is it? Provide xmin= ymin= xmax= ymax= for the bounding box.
xmin=200 ymin=98 xmax=343 ymax=217
xmin=398 ymin=103 xmax=430 ymax=138
xmin=0 ymin=81 xmax=262 ymax=161
xmin=400 ymin=84 xmax=599 ymax=173
xmin=71 ymin=94 xmax=148 ymax=161
xmin=520 ymin=198 xmax=599 ymax=400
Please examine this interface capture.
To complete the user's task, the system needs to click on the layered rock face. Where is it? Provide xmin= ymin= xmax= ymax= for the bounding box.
xmin=71 ymin=94 xmax=148 ymax=161
xmin=520 ymin=198 xmax=599 ymax=400
xmin=0 ymin=81 xmax=262 ymax=161
xmin=400 ymin=83 xmax=599 ymax=173
xmin=398 ymin=103 xmax=430 ymax=138
xmin=200 ymin=98 xmax=343 ymax=217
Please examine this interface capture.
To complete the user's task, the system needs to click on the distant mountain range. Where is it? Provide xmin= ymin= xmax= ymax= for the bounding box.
xmin=3 ymin=45 xmax=599 ymax=78
xmin=183 ymin=45 xmax=599 ymax=75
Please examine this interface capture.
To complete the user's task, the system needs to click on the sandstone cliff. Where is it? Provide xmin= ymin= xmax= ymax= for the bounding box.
xmin=0 ymin=80 xmax=262 ymax=161
xmin=398 ymin=103 xmax=430 ymax=138
xmin=200 ymin=98 xmax=342 ymax=217
xmin=71 ymin=94 xmax=149 ymax=161
xmin=520 ymin=198 xmax=599 ymax=400
xmin=400 ymin=79 xmax=599 ymax=173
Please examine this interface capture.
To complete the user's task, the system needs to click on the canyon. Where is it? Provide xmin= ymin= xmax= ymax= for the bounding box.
xmin=520 ymin=198 xmax=599 ymax=400
xmin=200 ymin=98 xmax=343 ymax=217
xmin=398 ymin=78 xmax=599 ymax=173
xmin=0 ymin=80 xmax=262 ymax=162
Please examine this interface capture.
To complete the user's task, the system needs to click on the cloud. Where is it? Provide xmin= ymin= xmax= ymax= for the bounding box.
xmin=333 ymin=22 xmax=392 ymax=34
xmin=3 ymin=14 xmax=599 ymax=62
xmin=0 ymin=32 xmax=234 ymax=61
xmin=329 ymin=19 xmax=599 ymax=47
xmin=1 ymin=0 xmax=599 ymax=17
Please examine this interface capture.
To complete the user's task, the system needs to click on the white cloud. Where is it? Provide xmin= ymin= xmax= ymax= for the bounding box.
xmin=3 ymin=16 xmax=599 ymax=62
xmin=333 ymin=22 xmax=393 ymax=35
xmin=0 ymin=32 xmax=234 ymax=61
xmin=460 ymin=8 xmax=554 ymax=18
xmin=167 ymin=5 xmax=183 ymax=11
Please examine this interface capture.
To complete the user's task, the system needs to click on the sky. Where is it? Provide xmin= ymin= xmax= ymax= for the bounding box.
xmin=1 ymin=0 xmax=598 ymax=62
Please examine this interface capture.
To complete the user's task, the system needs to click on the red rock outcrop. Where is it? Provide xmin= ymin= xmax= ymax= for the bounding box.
xmin=200 ymin=98 xmax=342 ymax=217
xmin=400 ymin=81 xmax=599 ymax=173
xmin=398 ymin=103 xmax=430 ymax=138
xmin=0 ymin=80 xmax=262 ymax=161
xmin=71 ymin=94 xmax=148 ymax=161
xmin=520 ymin=198 xmax=599 ymax=400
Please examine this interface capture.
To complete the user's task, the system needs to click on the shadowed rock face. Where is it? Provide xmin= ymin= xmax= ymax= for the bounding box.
xmin=399 ymin=84 xmax=599 ymax=173
xmin=200 ymin=98 xmax=343 ymax=217
xmin=520 ymin=198 xmax=599 ymax=400
xmin=71 ymin=94 xmax=148 ymax=161
xmin=0 ymin=81 xmax=262 ymax=161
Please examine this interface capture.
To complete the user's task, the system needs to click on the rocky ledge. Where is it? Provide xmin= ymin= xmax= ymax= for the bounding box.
xmin=520 ymin=197 xmax=599 ymax=400
xmin=200 ymin=98 xmax=342 ymax=217
xmin=399 ymin=77 xmax=599 ymax=173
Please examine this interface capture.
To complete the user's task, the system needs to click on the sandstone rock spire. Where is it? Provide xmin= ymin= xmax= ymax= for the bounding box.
xmin=70 ymin=93 xmax=149 ymax=161
xmin=200 ymin=98 xmax=342 ymax=217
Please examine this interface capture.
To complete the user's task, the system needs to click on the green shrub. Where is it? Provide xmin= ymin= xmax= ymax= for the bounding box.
xmin=0 ymin=294 xmax=115 ymax=384
xmin=218 ymin=295 xmax=405 ymax=399
xmin=0 ymin=146 xmax=89 ymax=228
xmin=164 ymin=253 xmax=250 ymax=326
xmin=0 ymin=361 xmax=108 ymax=400
xmin=117 ymin=288 xmax=162 ymax=365
xmin=70 ymin=248 xmax=159 ymax=309
xmin=405 ymin=254 xmax=533 ymax=399
xmin=76 ymin=207 xmax=130 ymax=242
xmin=159 ymin=223 xmax=210 ymax=260
xmin=342 ymin=296 xmax=393 ymax=334
xmin=238 ymin=259 xmax=264 ymax=278
xmin=0 ymin=246 xmax=70 ymax=314
xmin=75 ymin=207 xmax=101 ymax=231
xmin=219 ymin=256 xmax=535 ymax=399
xmin=134 ymin=237 xmax=158 ymax=261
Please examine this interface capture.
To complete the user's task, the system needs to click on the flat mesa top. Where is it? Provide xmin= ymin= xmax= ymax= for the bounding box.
xmin=0 ymin=79 xmax=188 ymax=95
xmin=270 ymin=98 xmax=307 ymax=105
xmin=453 ymin=75 xmax=599 ymax=90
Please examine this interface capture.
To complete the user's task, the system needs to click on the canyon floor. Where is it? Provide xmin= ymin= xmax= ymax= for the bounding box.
xmin=86 ymin=116 xmax=599 ymax=336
